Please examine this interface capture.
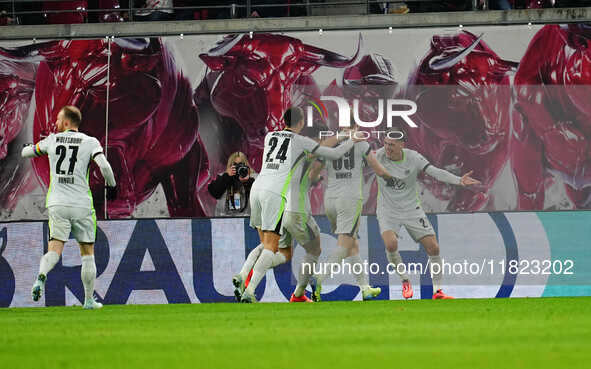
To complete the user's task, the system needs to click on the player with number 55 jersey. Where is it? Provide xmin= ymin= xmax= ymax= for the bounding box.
xmin=311 ymin=125 xmax=395 ymax=302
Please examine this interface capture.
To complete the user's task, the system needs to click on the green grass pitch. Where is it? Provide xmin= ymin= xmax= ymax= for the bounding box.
xmin=1 ymin=297 xmax=590 ymax=369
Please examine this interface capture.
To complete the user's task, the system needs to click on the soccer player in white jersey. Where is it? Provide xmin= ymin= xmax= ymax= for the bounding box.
xmin=232 ymin=126 xmax=335 ymax=302
xmin=281 ymin=127 xmax=326 ymax=303
xmin=238 ymin=107 xmax=360 ymax=303
xmin=375 ymin=127 xmax=480 ymax=299
xmin=21 ymin=106 xmax=117 ymax=309
xmin=312 ymin=125 xmax=396 ymax=302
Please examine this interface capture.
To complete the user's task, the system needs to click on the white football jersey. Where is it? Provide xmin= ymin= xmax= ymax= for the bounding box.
xmin=375 ymin=148 xmax=430 ymax=219
xmin=284 ymin=156 xmax=324 ymax=213
xmin=34 ymin=130 xmax=103 ymax=209
xmin=253 ymin=130 xmax=319 ymax=199
xmin=325 ymin=141 xmax=371 ymax=200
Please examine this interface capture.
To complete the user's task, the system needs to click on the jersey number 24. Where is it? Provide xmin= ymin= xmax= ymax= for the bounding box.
xmin=266 ymin=137 xmax=290 ymax=163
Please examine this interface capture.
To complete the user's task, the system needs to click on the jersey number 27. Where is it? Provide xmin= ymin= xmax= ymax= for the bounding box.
xmin=55 ymin=145 xmax=79 ymax=175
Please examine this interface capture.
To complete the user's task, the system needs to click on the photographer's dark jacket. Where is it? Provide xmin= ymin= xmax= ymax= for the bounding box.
xmin=207 ymin=173 xmax=255 ymax=216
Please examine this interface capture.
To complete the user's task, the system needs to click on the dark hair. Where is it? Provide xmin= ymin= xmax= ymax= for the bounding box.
xmin=283 ymin=107 xmax=304 ymax=127
xmin=61 ymin=106 xmax=82 ymax=127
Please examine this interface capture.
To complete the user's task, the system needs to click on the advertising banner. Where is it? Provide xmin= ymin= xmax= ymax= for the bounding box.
xmin=1 ymin=212 xmax=589 ymax=308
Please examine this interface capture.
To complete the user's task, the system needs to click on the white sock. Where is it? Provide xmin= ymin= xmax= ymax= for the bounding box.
xmin=239 ymin=244 xmax=263 ymax=280
xmin=294 ymin=253 xmax=319 ymax=297
xmin=386 ymin=250 xmax=410 ymax=281
xmin=429 ymin=255 xmax=443 ymax=292
xmin=38 ymin=251 xmax=60 ymax=277
xmin=317 ymin=246 xmax=348 ymax=282
xmin=271 ymin=252 xmax=287 ymax=267
xmin=244 ymin=249 xmax=274 ymax=295
xmin=345 ymin=254 xmax=369 ymax=290
xmin=81 ymin=255 xmax=97 ymax=302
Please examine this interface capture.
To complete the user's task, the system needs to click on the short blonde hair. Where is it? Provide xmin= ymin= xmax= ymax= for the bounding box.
xmin=226 ymin=152 xmax=254 ymax=172
xmin=61 ymin=106 xmax=82 ymax=127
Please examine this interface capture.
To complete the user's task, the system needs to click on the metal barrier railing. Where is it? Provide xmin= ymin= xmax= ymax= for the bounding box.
xmin=0 ymin=0 xmax=495 ymax=25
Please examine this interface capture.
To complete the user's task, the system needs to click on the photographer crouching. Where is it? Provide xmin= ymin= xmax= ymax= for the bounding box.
xmin=207 ymin=152 xmax=256 ymax=216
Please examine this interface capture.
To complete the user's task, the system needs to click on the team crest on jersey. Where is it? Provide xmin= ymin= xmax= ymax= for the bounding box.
xmin=387 ymin=177 xmax=406 ymax=190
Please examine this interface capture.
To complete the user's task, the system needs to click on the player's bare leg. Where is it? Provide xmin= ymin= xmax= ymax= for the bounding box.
xmin=420 ymin=235 xmax=453 ymax=299
xmin=32 ymin=239 xmax=64 ymax=302
xmin=241 ymin=230 xmax=281 ymax=303
xmin=79 ymin=243 xmax=102 ymax=309
xmin=382 ymin=230 xmax=413 ymax=299
xmin=291 ymin=236 xmax=320 ymax=302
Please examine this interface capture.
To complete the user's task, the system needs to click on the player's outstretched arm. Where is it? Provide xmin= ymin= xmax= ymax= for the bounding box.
xmin=313 ymin=139 xmax=355 ymax=160
xmin=21 ymin=143 xmax=45 ymax=158
xmin=424 ymin=166 xmax=481 ymax=187
xmin=93 ymin=153 xmax=117 ymax=187
xmin=319 ymin=135 xmax=340 ymax=148
xmin=366 ymin=151 xmax=393 ymax=179
xmin=318 ymin=128 xmax=355 ymax=147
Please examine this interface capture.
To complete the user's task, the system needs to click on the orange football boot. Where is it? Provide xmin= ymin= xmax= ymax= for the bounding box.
xmin=432 ymin=289 xmax=454 ymax=299
xmin=290 ymin=293 xmax=313 ymax=302
xmin=402 ymin=280 xmax=413 ymax=299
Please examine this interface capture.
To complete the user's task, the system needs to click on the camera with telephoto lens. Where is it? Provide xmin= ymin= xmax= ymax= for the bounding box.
xmin=234 ymin=162 xmax=249 ymax=179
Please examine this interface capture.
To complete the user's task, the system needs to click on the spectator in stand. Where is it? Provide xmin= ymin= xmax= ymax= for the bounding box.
xmin=135 ymin=0 xmax=174 ymax=20
xmin=381 ymin=2 xmax=410 ymax=14
xmin=43 ymin=0 xmax=88 ymax=24
xmin=0 ymin=8 xmax=16 ymax=25
xmin=212 ymin=1 xmax=260 ymax=19
xmin=97 ymin=0 xmax=127 ymax=22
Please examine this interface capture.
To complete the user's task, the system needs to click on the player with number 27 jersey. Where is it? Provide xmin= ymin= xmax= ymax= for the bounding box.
xmin=22 ymin=105 xmax=117 ymax=310
xmin=35 ymin=131 xmax=105 ymax=209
